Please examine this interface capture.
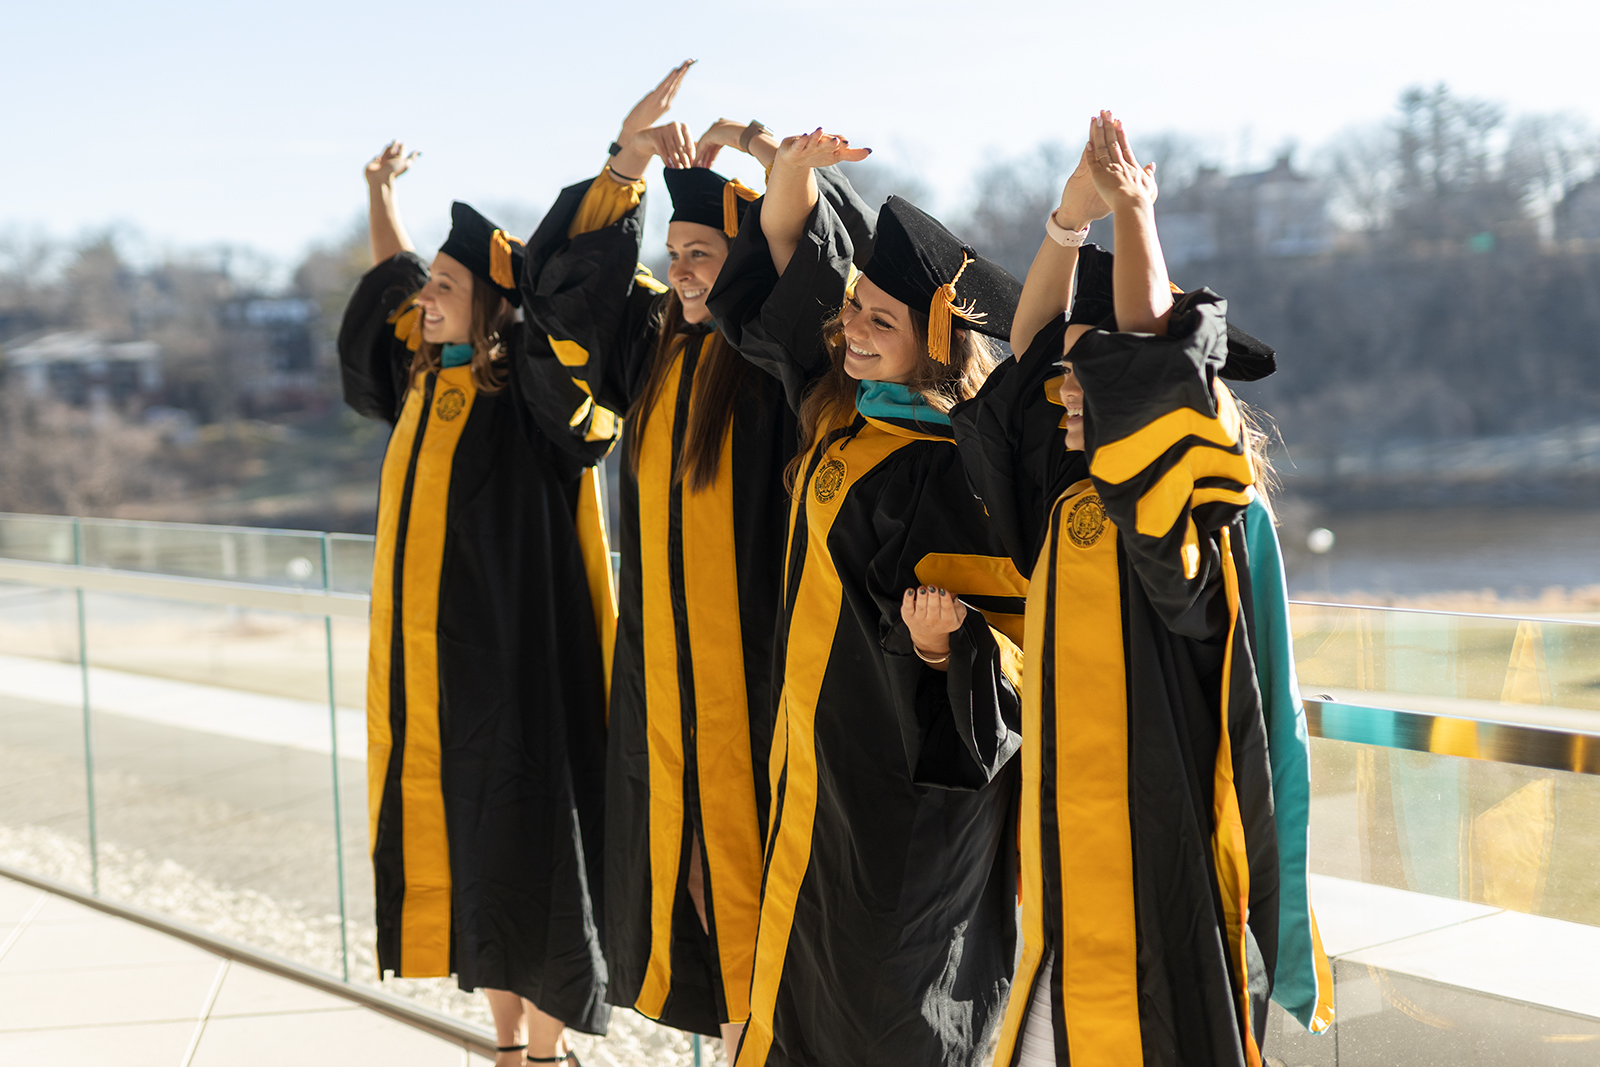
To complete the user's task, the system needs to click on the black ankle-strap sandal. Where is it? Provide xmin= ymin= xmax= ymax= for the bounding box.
xmin=496 ymin=1045 xmax=526 ymax=1055
xmin=525 ymin=1054 xmax=579 ymax=1065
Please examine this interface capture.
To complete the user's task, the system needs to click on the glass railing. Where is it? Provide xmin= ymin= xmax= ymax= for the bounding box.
xmin=2 ymin=514 xmax=1597 ymax=1060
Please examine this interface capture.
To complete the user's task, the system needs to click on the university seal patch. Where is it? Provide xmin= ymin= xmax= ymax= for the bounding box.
xmin=435 ymin=387 xmax=467 ymax=422
xmin=1066 ymin=493 xmax=1107 ymax=548
xmin=813 ymin=458 xmax=847 ymax=503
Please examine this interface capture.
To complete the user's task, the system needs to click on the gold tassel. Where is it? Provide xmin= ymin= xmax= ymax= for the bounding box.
xmin=722 ymin=178 xmax=760 ymax=238
xmin=489 ymin=229 xmax=524 ymax=289
xmin=386 ymin=293 xmax=423 ymax=352
xmin=926 ymin=252 xmax=987 ymax=365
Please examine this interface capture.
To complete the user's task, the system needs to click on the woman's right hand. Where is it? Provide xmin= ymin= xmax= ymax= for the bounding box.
xmin=626 ymin=122 xmax=695 ymax=170
xmin=1085 ymin=110 xmax=1158 ymax=214
xmin=773 ymin=128 xmax=872 ymax=171
xmin=366 ymin=141 xmax=419 ymax=188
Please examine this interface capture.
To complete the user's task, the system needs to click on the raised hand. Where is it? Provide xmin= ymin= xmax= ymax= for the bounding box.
xmin=774 ymin=128 xmax=872 ymax=171
xmin=619 ymin=60 xmax=694 ymax=144
xmin=694 ymin=118 xmax=745 ymax=168
xmin=633 ymin=121 xmax=696 ymax=170
xmin=1055 ymin=138 xmax=1111 ymax=229
xmin=366 ymin=141 xmax=419 ymax=187
xmin=1085 ymin=110 xmax=1158 ymax=213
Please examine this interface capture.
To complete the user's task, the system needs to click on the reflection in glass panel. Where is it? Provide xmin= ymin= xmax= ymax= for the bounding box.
xmin=78 ymin=591 xmax=347 ymax=974
xmin=1291 ymin=602 xmax=1600 ymax=734
xmin=78 ymin=518 xmax=327 ymax=588
xmin=1310 ymin=738 xmax=1600 ymax=927
xmin=0 ymin=580 xmax=93 ymax=891
xmin=0 ymin=513 xmax=77 ymax=564
xmin=327 ymin=533 xmax=375 ymax=596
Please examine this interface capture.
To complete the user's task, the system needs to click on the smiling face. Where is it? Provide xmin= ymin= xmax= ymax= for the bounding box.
xmin=1058 ymin=361 xmax=1085 ymax=452
xmin=839 ymin=275 xmax=923 ymax=383
xmin=417 ymin=252 xmax=474 ymax=345
xmin=666 ymin=221 xmax=729 ymax=324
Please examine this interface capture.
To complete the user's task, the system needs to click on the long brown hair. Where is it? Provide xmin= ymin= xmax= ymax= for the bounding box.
xmin=409 ymin=278 xmax=515 ymax=394
xmin=785 ymin=305 xmax=997 ymax=488
xmin=624 ymin=288 xmax=747 ymax=493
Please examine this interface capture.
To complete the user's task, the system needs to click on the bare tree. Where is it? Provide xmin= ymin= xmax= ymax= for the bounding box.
xmin=1315 ymin=123 xmax=1400 ymax=232
xmin=1505 ymin=112 xmax=1600 ymax=229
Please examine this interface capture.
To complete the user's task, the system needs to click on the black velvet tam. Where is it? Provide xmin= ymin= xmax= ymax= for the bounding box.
xmin=1065 ymin=242 xmax=1276 ymax=381
xmin=862 ymin=196 xmax=1020 ymax=343
xmin=663 ymin=166 xmax=752 ymax=235
xmin=438 ymin=201 xmax=524 ymax=307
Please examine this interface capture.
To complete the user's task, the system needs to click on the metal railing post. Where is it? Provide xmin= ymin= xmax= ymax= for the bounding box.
xmin=322 ymin=533 xmax=351 ymax=982
xmin=72 ymin=518 xmax=99 ymax=895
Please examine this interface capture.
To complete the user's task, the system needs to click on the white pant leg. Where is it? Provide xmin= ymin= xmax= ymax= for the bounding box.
xmin=1016 ymin=954 xmax=1057 ymax=1067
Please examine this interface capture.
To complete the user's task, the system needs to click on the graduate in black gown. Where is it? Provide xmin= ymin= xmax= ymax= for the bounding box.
xmin=340 ymin=143 xmax=618 ymax=1066
xmin=522 ymin=66 xmax=878 ymax=1054
xmin=952 ymin=112 xmax=1330 ymax=1067
xmin=707 ymin=129 xmax=1029 ymax=1067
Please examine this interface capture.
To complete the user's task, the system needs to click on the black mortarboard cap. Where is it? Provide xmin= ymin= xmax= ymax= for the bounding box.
xmin=862 ymin=197 xmax=1021 ymax=363
xmin=1065 ymin=243 xmax=1276 ymax=381
xmin=664 ymin=167 xmax=759 ymax=239
xmin=438 ymin=201 xmax=524 ymax=307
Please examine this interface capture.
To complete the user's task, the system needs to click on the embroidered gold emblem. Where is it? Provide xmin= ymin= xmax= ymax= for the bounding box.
xmin=813 ymin=457 xmax=847 ymax=503
xmin=435 ymin=387 xmax=467 ymax=422
xmin=1066 ymin=493 xmax=1107 ymax=548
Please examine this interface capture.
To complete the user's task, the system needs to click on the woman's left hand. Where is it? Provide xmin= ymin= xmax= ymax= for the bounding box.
xmin=1054 ymin=139 xmax=1111 ymax=230
xmin=901 ymin=586 xmax=968 ymax=657
xmin=1086 ymin=110 xmax=1158 ymax=213
xmin=774 ymin=128 xmax=872 ymax=172
xmin=694 ymin=118 xmax=746 ymax=168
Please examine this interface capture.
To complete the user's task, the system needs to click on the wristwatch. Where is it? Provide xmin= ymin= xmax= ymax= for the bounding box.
xmin=1045 ymin=210 xmax=1091 ymax=247
xmin=739 ymin=121 xmax=771 ymax=154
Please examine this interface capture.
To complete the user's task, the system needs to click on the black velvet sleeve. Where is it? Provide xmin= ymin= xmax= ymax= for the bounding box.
xmin=521 ymin=178 xmax=662 ymax=415
xmin=950 ymin=314 xmax=1091 ymax=575
xmin=867 ymin=445 xmax=1024 ymax=791
xmin=1073 ymin=289 xmax=1253 ymax=640
xmin=707 ymin=193 xmax=858 ymax=413
xmin=506 ymin=324 xmax=618 ymax=473
xmin=337 ymin=252 xmax=429 ymax=424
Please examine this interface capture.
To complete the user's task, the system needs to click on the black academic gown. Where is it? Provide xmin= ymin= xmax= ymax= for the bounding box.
xmin=951 ymin=296 xmax=1281 ymax=1067
xmin=519 ymin=171 xmax=870 ymax=1035
xmin=707 ymin=191 xmax=1028 ymax=1067
xmin=339 ymin=252 xmax=616 ymax=1034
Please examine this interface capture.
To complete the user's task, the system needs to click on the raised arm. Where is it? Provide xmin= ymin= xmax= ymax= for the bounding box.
xmin=694 ymin=117 xmax=780 ymax=172
xmin=762 ymin=129 xmax=870 ymax=276
xmin=606 ymin=59 xmax=696 ymax=182
xmin=1010 ymin=120 xmax=1110 ymax=356
xmin=1086 ymin=113 xmax=1171 ymax=335
xmin=365 ymin=142 xmax=419 ymax=266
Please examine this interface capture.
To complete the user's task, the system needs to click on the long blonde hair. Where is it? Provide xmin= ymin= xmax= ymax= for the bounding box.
xmin=786 ymin=305 xmax=997 ymax=489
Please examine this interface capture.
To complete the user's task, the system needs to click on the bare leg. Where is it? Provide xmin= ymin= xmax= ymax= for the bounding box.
xmin=486 ymin=989 xmax=526 ymax=1067
xmin=524 ymin=996 xmax=570 ymax=1060
xmin=686 ymin=832 xmax=710 ymax=933
xmin=688 ymin=835 xmax=744 ymax=1059
xmin=720 ymin=1021 xmax=746 ymax=1060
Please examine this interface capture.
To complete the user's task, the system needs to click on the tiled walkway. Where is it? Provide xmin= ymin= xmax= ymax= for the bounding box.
xmin=0 ymin=875 xmax=492 ymax=1065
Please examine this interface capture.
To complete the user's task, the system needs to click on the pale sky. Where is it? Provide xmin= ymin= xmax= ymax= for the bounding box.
xmin=5 ymin=0 xmax=1598 ymax=271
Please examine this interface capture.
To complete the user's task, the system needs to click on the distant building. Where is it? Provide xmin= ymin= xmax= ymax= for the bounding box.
xmin=1555 ymin=177 xmax=1600 ymax=242
xmin=220 ymin=298 xmax=322 ymax=415
xmin=3 ymin=331 xmax=162 ymax=408
xmin=1157 ymin=154 xmax=1334 ymax=268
